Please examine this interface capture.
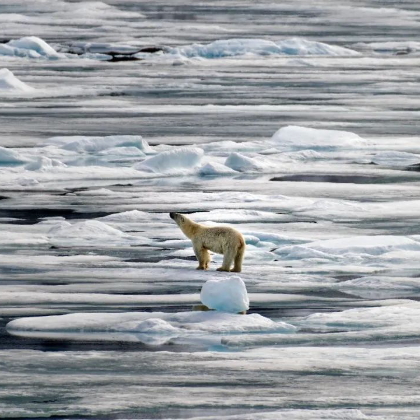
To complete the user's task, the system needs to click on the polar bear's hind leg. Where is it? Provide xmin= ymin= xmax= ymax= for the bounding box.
xmin=232 ymin=244 xmax=245 ymax=273
xmin=217 ymin=248 xmax=236 ymax=272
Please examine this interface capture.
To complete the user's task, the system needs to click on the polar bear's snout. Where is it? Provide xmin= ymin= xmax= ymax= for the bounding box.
xmin=169 ymin=212 xmax=176 ymax=220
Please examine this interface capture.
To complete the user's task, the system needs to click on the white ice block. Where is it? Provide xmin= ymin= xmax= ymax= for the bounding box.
xmin=200 ymin=276 xmax=249 ymax=313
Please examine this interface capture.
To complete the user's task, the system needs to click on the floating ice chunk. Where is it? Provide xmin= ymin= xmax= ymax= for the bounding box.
xmin=276 ymin=235 xmax=420 ymax=260
xmin=135 ymin=147 xmax=204 ymax=174
xmin=48 ymin=220 xmax=148 ymax=247
xmin=244 ymin=231 xmax=307 ymax=246
xmin=100 ymin=210 xmax=167 ymax=223
xmin=77 ymin=188 xmax=116 ymax=196
xmin=155 ymin=409 xmax=371 ymax=419
xmin=169 ymin=38 xmax=359 ymax=59
xmin=294 ymin=199 xmax=366 ymax=220
xmin=371 ymin=151 xmax=420 ymax=167
xmin=201 ymin=140 xmax=262 ymax=154
xmin=52 ymin=1 xmax=146 ymax=20
xmin=201 ymin=276 xmax=249 ymax=313
xmin=0 ymin=146 xmax=27 ymax=164
xmin=0 ymin=68 xmax=34 ymax=92
xmin=6 ymin=310 xmax=294 ymax=335
xmin=25 ymin=157 xmax=66 ymax=171
xmin=0 ymin=231 xmax=49 ymax=247
xmin=225 ymin=152 xmax=268 ymax=172
xmin=66 ymin=41 xmax=140 ymax=55
xmin=199 ymin=162 xmax=237 ymax=176
xmin=171 ymin=39 xmax=281 ymax=58
xmin=354 ymin=41 xmax=420 ymax=54
xmin=17 ymin=177 xmax=40 ymax=187
xmin=275 ymin=38 xmax=360 ymax=56
xmin=335 ymin=276 xmax=420 ymax=299
xmin=48 ymin=220 xmax=123 ymax=237
xmin=192 ymin=209 xmax=283 ymax=223
xmin=271 ymin=126 xmax=365 ymax=151
xmin=172 ymin=57 xmax=190 ymax=66
xmin=284 ymin=149 xmax=323 ymax=160
xmin=303 ymin=301 xmax=420 ymax=330
xmin=98 ymin=146 xmax=145 ymax=157
xmin=48 ymin=135 xmax=153 ymax=154
xmin=0 ymin=36 xmax=61 ymax=58
xmin=308 ymin=236 xmax=420 ymax=255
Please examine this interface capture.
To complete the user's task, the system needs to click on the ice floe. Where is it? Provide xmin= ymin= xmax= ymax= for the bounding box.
xmin=199 ymin=161 xmax=238 ymax=176
xmin=0 ymin=125 xmax=380 ymax=189
xmin=371 ymin=151 xmax=420 ymax=167
xmin=0 ymin=36 xmax=61 ymax=58
xmin=47 ymin=220 xmax=149 ymax=247
xmin=168 ymin=38 xmax=359 ymax=59
xmin=0 ymin=145 xmax=27 ymax=164
xmin=99 ymin=209 xmax=166 ymax=223
xmin=25 ymin=156 xmax=66 ymax=171
xmin=191 ymin=209 xmax=285 ymax=223
xmin=6 ymin=310 xmax=295 ymax=337
xmin=176 ymin=409 xmax=371 ymax=420
xmin=201 ymin=276 xmax=249 ymax=313
xmin=355 ymin=41 xmax=420 ymax=54
xmin=225 ymin=152 xmax=272 ymax=172
xmin=47 ymin=135 xmax=153 ymax=154
xmin=135 ymin=147 xmax=204 ymax=174
xmin=0 ymin=68 xmax=34 ymax=93
xmin=275 ymin=235 xmax=420 ymax=261
xmin=302 ymin=301 xmax=420 ymax=334
xmin=271 ymin=125 xmax=366 ymax=151
xmin=335 ymin=276 xmax=420 ymax=299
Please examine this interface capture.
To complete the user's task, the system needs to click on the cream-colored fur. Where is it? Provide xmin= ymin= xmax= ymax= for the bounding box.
xmin=170 ymin=213 xmax=245 ymax=272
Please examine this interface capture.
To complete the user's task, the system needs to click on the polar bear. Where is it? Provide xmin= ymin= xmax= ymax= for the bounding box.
xmin=170 ymin=212 xmax=245 ymax=272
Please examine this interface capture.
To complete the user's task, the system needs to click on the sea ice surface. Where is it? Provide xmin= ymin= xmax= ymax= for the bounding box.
xmin=2 ymin=0 xmax=420 ymax=418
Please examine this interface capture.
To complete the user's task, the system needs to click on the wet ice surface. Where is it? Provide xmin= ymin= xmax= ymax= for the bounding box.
xmin=2 ymin=1 xmax=420 ymax=419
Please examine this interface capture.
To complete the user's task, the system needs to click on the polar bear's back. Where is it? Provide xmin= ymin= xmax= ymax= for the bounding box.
xmin=199 ymin=226 xmax=245 ymax=255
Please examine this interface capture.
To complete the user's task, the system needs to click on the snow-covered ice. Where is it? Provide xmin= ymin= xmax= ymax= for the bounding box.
xmin=271 ymin=126 xmax=366 ymax=151
xmin=0 ymin=68 xmax=34 ymax=93
xmin=135 ymin=147 xmax=204 ymax=174
xmin=7 ymin=310 xmax=292 ymax=336
xmin=168 ymin=38 xmax=360 ymax=59
xmin=0 ymin=145 xmax=27 ymax=164
xmin=0 ymin=36 xmax=62 ymax=58
xmin=1 ymin=0 xmax=420 ymax=418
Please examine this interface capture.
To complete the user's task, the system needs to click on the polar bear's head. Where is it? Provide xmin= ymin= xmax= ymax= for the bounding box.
xmin=170 ymin=212 xmax=197 ymax=239
xmin=169 ymin=212 xmax=186 ymax=225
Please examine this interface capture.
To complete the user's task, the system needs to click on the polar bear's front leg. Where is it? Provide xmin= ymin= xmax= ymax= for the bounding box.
xmin=193 ymin=244 xmax=210 ymax=270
